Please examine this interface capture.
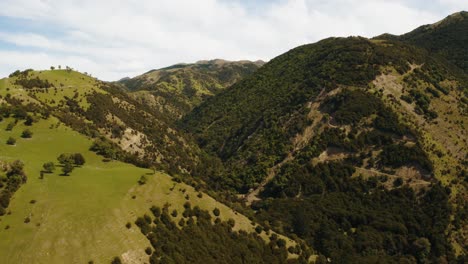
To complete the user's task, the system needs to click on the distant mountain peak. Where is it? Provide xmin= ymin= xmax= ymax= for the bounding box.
xmin=195 ymin=59 xmax=266 ymax=66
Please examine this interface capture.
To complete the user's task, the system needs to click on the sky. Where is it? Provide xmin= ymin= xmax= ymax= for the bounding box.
xmin=0 ymin=0 xmax=466 ymax=81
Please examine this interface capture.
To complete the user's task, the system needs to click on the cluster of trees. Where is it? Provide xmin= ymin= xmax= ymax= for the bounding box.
xmin=409 ymin=89 xmax=438 ymax=119
xmin=57 ymin=153 xmax=85 ymax=175
xmin=400 ymin=60 xmax=466 ymax=120
xmin=14 ymin=76 xmax=53 ymax=89
xmin=0 ymin=160 xmax=27 ymax=215
xmin=9 ymin=69 xmax=52 ymax=89
xmin=379 ymin=143 xmax=433 ymax=172
xmin=8 ymin=69 xmax=33 ymax=78
xmin=322 ymin=89 xmax=382 ymax=125
xmin=0 ymin=104 xmax=38 ymax=127
xmin=135 ymin=203 xmax=308 ymax=264
xmin=89 ymin=138 xmax=120 ymax=160
xmin=89 ymin=137 xmax=151 ymax=168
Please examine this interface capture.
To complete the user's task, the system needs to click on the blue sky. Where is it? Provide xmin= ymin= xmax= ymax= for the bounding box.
xmin=0 ymin=0 xmax=466 ymax=80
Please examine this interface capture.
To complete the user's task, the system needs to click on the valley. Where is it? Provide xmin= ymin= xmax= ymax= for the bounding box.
xmin=0 ymin=10 xmax=467 ymax=264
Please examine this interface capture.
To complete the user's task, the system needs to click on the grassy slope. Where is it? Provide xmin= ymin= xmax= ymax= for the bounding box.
xmin=0 ymin=117 xmax=295 ymax=263
xmin=0 ymin=71 xmax=296 ymax=263
xmin=0 ymin=117 xmax=150 ymax=263
xmin=10 ymin=70 xmax=106 ymax=109
xmin=0 ymin=70 xmax=106 ymax=111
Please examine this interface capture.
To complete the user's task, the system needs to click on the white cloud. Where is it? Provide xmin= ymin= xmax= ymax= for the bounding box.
xmin=0 ymin=0 xmax=465 ymax=80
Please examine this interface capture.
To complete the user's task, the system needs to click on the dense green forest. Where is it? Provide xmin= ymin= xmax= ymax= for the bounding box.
xmin=180 ymin=13 xmax=468 ymax=263
xmin=135 ymin=204 xmax=309 ymax=264
xmin=182 ymin=37 xmax=450 ymax=193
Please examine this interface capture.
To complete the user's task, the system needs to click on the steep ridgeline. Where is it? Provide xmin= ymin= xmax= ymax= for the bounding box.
xmin=119 ymin=59 xmax=264 ymax=119
xmin=183 ymin=21 xmax=467 ymax=262
xmin=377 ymin=11 xmax=468 ymax=73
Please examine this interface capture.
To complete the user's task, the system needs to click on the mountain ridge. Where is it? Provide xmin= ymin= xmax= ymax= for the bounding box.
xmin=118 ymin=59 xmax=263 ymax=120
xmin=375 ymin=10 xmax=468 ymax=72
xmin=0 ymin=11 xmax=466 ymax=263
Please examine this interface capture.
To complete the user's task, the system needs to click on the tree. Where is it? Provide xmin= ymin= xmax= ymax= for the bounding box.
xmin=6 ymin=137 xmax=16 ymax=145
xmin=111 ymin=257 xmax=122 ymax=264
xmin=393 ymin=177 xmax=404 ymax=187
xmin=255 ymin=225 xmax=263 ymax=234
xmin=21 ymin=129 xmax=33 ymax=138
xmin=145 ymin=247 xmax=152 ymax=255
xmin=213 ymin=208 xmax=220 ymax=217
xmin=58 ymin=153 xmax=85 ymax=166
xmin=43 ymin=162 xmax=55 ymax=173
xmin=57 ymin=153 xmax=73 ymax=164
xmin=73 ymin=153 xmax=85 ymax=166
xmin=6 ymin=122 xmax=15 ymax=131
xmin=62 ymin=162 xmax=74 ymax=176
xmin=24 ymin=115 xmax=34 ymax=126
xmin=138 ymin=175 xmax=147 ymax=185
xmin=277 ymin=238 xmax=287 ymax=248
xmin=50 ymin=66 xmax=55 ymax=70
xmin=8 ymin=160 xmax=25 ymax=176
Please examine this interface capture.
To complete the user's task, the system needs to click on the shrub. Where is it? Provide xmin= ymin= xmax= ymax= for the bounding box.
xmin=61 ymin=162 xmax=74 ymax=176
xmin=255 ymin=225 xmax=263 ymax=234
xmin=400 ymin=94 xmax=413 ymax=103
xmin=213 ymin=208 xmax=220 ymax=217
xmin=21 ymin=129 xmax=33 ymax=138
xmin=111 ymin=257 xmax=122 ymax=264
xmin=6 ymin=137 xmax=16 ymax=145
xmin=24 ymin=115 xmax=34 ymax=126
xmin=277 ymin=239 xmax=287 ymax=248
xmin=5 ymin=122 xmax=15 ymax=131
xmin=178 ymin=218 xmax=185 ymax=226
xmin=73 ymin=153 xmax=85 ymax=166
xmin=227 ymin=218 xmax=235 ymax=228
xmin=150 ymin=206 xmax=161 ymax=217
xmin=171 ymin=209 xmax=178 ymax=217
xmin=145 ymin=247 xmax=152 ymax=255
xmin=138 ymin=175 xmax=147 ymax=185
xmin=393 ymin=177 xmax=404 ymax=187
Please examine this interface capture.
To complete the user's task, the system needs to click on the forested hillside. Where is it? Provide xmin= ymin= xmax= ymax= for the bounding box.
xmin=182 ymin=13 xmax=468 ymax=263
xmin=0 ymin=11 xmax=466 ymax=264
